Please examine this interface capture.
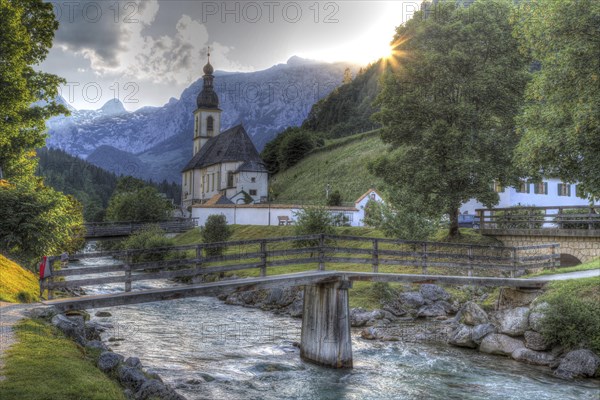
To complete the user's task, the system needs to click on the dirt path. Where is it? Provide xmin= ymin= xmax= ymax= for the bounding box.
xmin=0 ymin=302 xmax=42 ymax=382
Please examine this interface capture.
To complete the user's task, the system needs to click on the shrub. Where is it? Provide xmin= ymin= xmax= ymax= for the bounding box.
xmin=201 ymin=215 xmax=233 ymax=256
xmin=538 ymin=277 xmax=600 ymax=354
xmin=120 ymin=224 xmax=175 ymax=262
xmin=16 ymin=290 xmax=35 ymax=304
xmin=327 ymin=190 xmax=342 ymax=206
xmin=293 ymin=206 xmax=335 ymax=247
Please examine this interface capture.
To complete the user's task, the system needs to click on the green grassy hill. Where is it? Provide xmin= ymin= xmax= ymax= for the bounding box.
xmin=0 ymin=254 xmax=39 ymax=303
xmin=270 ymin=130 xmax=387 ymax=204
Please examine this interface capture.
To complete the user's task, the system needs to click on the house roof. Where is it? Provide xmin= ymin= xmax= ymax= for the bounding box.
xmin=193 ymin=203 xmax=358 ymax=211
xmin=182 ymin=124 xmax=263 ymax=172
xmin=355 ymin=188 xmax=383 ymax=205
xmin=203 ymin=193 xmax=234 ymax=206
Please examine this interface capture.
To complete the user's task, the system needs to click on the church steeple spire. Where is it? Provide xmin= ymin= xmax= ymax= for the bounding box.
xmin=197 ymin=48 xmax=218 ymax=108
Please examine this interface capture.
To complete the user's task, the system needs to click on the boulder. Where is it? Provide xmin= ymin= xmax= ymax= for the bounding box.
xmin=27 ymin=306 xmax=58 ymax=319
xmin=419 ymin=284 xmax=451 ymax=303
xmin=135 ymin=379 xmax=185 ymax=400
xmin=350 ymin=309 xmax=386 ymax=327
xmin=511 ymin=348 xmax=555 ymax=366
xmin=398 ymin=292 xmax=425 ymax=309
xmin=479 ymin=334 xmax=524 ymax=356
xmin=85 ymin=340 xmax=109 ymax=352
xmin=417 ymin=301 xmax=452 ymax=318
xmin=471 ymin=323 xmax=496 ymax=345
xmin=360 ymin=327 xmax=379 ymax=340
xmin=263 ymin=287 xmax=298 ymax=308
xmin=84 ymin=322 xmax=105 ymax=341
xmin=51 ymin=314 xmax=86 ymax=346
xmin=528 ymin=302 xmax=549 ymax=333
xmin=97 ymin=351 xmax=124 ymax=373
xmin=495 ymin=307 xmax=529 ymax=336
xmin=448 ymin=324 xmax=476 ymax=348
xmin=459 ymin=302 xmax=489 ymax=326
xmin=118 ymin=366 xmax=148 ymax=391
xmin=524 ymin=330 xmax=550 ymax=351
xmin=288 ymin=298 xmax=303 ymax=318
xmin=125 ymin=357 xmax=143 ymax=369
xmin=95 ymin=311 xmax=112 ymax=317
xmin=554 ymin=349 xmax=600 ymax=380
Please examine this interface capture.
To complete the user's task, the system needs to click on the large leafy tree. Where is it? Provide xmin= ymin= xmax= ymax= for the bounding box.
xmin=105 ymin=178 xmax=173 ymax=222
xmin=0 ymin=0 xmax=83 ymax=267
xmin=513 ymin=0 xmax=600 ymax=200
xmin=371 ymin=0 xmax=529 ymax=237
xmin=0 ymin=0 xmax=66 ymax=180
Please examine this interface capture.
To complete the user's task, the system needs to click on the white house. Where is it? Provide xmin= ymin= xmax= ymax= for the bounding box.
xmin=460 ymin=178 xmax=599 ymax=214
xmin=191 ymin=189 xmax=384 ymax=227
xmin=181 ymin=54 xmax=269 ymax=210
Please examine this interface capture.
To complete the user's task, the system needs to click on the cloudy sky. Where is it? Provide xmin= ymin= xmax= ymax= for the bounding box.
xmin=41 ymin=1 xmax=419 ymax=111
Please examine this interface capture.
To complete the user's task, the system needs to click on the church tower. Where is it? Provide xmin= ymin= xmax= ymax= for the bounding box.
xmin=193 ymin=50 xmax=221 ymax=156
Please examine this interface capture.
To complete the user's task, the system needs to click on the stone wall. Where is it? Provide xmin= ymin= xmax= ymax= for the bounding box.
xmin=498 ymin=235 xmax=600 ymax=264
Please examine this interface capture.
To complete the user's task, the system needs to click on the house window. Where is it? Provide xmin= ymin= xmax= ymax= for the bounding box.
xmin=515 ymin=180 xmax=530 ymax=193
xmin=227 ymin=171 xmax=234 ymax=187
xmin=558 ymin=183 xmax=571 ymax=197
xmin=249 ymin=189 xmax=257 ymax=196
xmin=251 ymin=177 xmax=256 ymax=183
xmin=534 ymin=182 xmax=548 ymax=195
xmin=493 ymin=181 xmax=503 ymax=193
xmin=207 ymin=116 xmax=214 ymax=132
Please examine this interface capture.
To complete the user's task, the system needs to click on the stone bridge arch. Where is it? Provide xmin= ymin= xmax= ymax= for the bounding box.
xmin=492 ymin=234 xmax=599 ymax=265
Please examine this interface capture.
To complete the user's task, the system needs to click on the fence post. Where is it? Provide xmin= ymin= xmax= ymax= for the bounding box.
xmin=124 ymin=250 xmax=132 ymax=292
xmin=467 ymin=245 xmax=474 ymax=277
xmin=260 ymin=240 xmax=267 ymax=277
xmin=47 ymin=257 xmax=55 ymax=300
xmin=195 ymin=244 xmax=204 ymax=282
xmin=421 ymin=242 xmax=428 ymax=274
xmin=319 ymin=234 xmax=325 ymax=271
xmin=372 ymin=239 xmax=379 ymax=273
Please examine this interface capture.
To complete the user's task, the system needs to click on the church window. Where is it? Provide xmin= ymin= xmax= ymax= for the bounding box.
xmin=184 ymin=172 xmax=188 ymax=186
xmin=211 ymin=173 xmax=215 ymax=191
xmin=251 ymin=177 xmax=256 ymax=183
xmin=249 ymin=189 xmax=257 ymax=196
xmin=227 ymin=171 xmax=234 ymax=187
xmin=194 ymin=117 xmax=198 ymax=136
xmin=207 ymin=116 xmax=214 ymax=132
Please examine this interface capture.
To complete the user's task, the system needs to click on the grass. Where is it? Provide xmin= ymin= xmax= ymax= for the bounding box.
xmin=0 ymin=319 xmax=126 ymax=400
xmin=270 ymin=131 xmax=387 ymax=204
xmin=0 ymin=254 xmax=39 ymax=303
xmin=525 ymin=257 xmax=600 ymax=277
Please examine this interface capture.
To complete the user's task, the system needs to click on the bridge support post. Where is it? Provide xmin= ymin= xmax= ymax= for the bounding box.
xmin=300 ymin=280 xmax=353 ymax=368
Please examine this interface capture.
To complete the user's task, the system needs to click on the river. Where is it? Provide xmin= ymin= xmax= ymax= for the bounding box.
xmin=71 ymin=255 xmax=600 ymax=400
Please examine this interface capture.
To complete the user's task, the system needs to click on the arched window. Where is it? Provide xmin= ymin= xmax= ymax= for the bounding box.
xmin=207 ymin=116 xmax=214 ymax=132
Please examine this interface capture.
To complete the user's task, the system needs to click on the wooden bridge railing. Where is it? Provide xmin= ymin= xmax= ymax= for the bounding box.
xmin=83 ymin=218 xmax=198 ymax=238
xmin=40 ymin=234 xmax=559 ymax=299
xmin=476 ymin=205 xmax=600 ymax=232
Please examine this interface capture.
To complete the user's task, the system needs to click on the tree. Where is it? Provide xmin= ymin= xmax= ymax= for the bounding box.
xmin=327 ymin=190 xmax=342 ymax=206
xmin=293 ymin=206 xmax=335 ymax=247
xmin=513 ymin=0 xmax=600 ymax=200
xmin=105 ymin=181 xmax=172 ymax=222
xmin=201 ymin=214 xmax=232 ymax=256
xmin=372 ymin=0 xmax=529 ymax=237
xmin=0 ymin=0 xmax=67 ymax=182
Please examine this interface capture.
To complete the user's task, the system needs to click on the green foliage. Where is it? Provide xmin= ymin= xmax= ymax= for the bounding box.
xmin=513 ymin=0 xmax=600 ymax=199
xmin=105 ymin=179 xmax=173 ymax=222
xmin=538 ymin=277 xmax=600 ymax=354
xmin=302 ymin=62 xmax=382 ymax=137
xmin=16 ymin=290 xmax=35 ymax=303
xmin=293 ymin=206 xmax=335 ymax=246
xmin=261 ymin=127 xmax=323 ymax=174
xmin=201 ymin=214 xmax=233 ymax=256
xmin=0 ymin=181 xmax=85 ymax=267
xmin=327 ymin=190 xmax=342 ymax=206
xmin=120 ymin=225 xmax=175 ymax=263
xmin=554 ymin=208 xmax=600 ymax=230
xmin=361 ymin=192 xmax=439 ymax=241
xmin=0 ymin=254 xmax=39 ymax=303
xmin=0 ymin=0 xmax=67 ymax=182
xmin=372 ymin=0 xmax=529 ymax=237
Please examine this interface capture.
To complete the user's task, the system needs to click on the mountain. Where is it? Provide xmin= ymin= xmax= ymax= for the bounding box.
xmin=45 ymin=57 xmax=355 ymax=183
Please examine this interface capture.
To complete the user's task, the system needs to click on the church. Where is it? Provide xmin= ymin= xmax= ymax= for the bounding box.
xmin=181 ymin=54 xmax=269 ymax=210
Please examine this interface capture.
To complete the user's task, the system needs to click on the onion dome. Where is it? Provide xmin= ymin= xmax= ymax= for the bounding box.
xmin=196 ymin=50 xmax=219 ymax=108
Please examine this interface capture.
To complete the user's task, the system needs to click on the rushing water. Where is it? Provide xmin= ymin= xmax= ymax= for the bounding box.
xmin=71 ymin=256 xmax=600 ymax=400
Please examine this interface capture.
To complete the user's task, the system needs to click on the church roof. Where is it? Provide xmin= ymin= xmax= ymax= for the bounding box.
xmin=203 ymin=193 xmax=234 ymax=205
xmin=235 ymin=160 xmax=268 ymax=173
xmin=182 ymin=124 xmax=264 ymax=172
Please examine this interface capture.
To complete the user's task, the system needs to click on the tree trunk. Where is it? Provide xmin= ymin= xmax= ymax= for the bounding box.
xmin=448 ymin=207 xmax=460 ymax=237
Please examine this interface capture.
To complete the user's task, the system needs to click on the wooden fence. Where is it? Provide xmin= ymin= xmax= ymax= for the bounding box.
xmin=83 ymin=218 xmax=198 ymax=238
xmin=476 ymin=205 xmax=600 ymax=232
xmin=41 ymin=234 xmax=559 ymax=299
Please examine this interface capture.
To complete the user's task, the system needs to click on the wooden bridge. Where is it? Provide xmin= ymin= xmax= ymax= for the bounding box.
xmin=476 ymin=205 xmax=600 ymax=264
xmin=83 ymin=218 xmax=197 ymax=239
xmin=41 ymin=234 xmax=558 ymax=369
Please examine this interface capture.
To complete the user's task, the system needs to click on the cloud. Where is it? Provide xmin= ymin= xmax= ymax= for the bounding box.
xmin=52 ymin=1 xmax=251 ymax=85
